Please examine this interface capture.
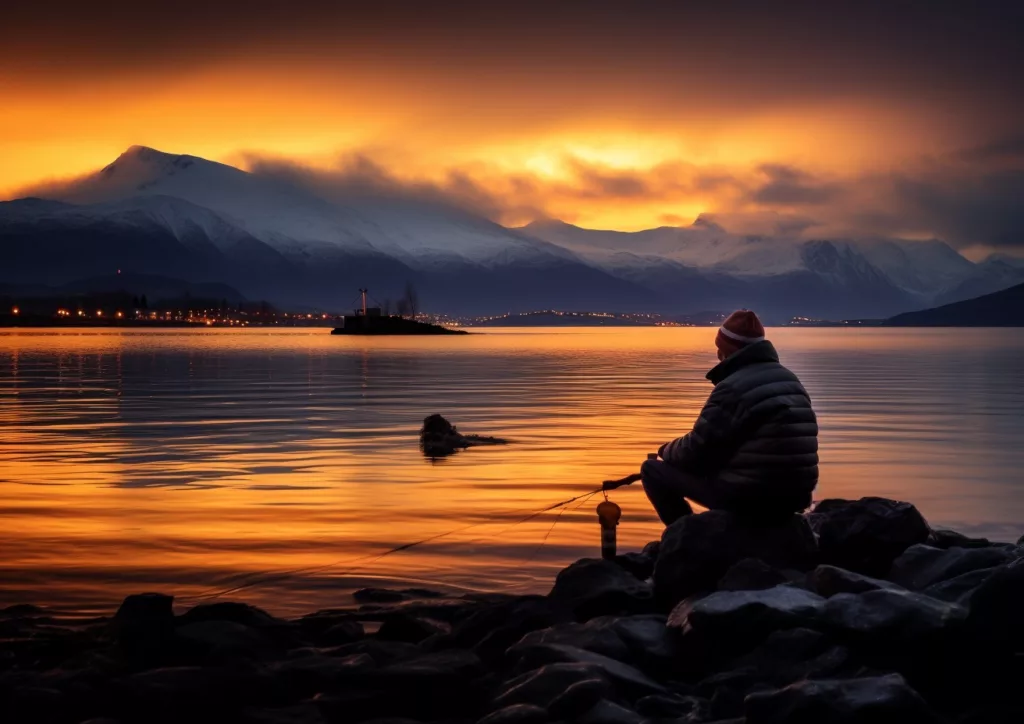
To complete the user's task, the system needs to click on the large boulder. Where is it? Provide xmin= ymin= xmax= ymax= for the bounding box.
xmin=964 ymin=558 xmax=1024 ymax=652
xmin=669 ymin=586 xmax=825 ymax=646
xmin=744 ymin=673 xmax=939 ymax=724
xmin=823 ymin=588 xmax=967 ymax=645
xmin=807 ymin=497 xmax=929 ymax=578
xmin=653 ymin=511 xmax=818 ymax=606
xmin=549 ymin=559 xmax=653 ymax=620
xmin=888 ymin=543 xmax=1018 ymax=590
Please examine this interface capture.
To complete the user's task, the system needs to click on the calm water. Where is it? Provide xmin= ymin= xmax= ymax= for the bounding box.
xmin=1 ymin=327 xmax=1023 ymax=615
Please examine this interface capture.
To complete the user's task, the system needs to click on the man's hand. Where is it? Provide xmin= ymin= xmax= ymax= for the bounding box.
xmin=602 ymin=473 xmax=642 ymax=491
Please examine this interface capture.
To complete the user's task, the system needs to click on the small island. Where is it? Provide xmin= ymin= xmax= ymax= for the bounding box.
xmin=332 ymin=288 xmax=468 ymax=335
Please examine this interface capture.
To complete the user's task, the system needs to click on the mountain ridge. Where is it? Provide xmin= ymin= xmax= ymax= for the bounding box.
xmin=3 ymin=145 xmax=1023 ymax=318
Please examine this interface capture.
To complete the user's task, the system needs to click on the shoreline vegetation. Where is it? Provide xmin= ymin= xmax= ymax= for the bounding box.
xmin=4 ymin=496 xmax=1022 ymax=724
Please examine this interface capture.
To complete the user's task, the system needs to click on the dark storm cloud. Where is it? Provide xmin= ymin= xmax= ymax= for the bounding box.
xmin=751 ymin=165 xmax=840 ymax=206
xmin=5 ymin=0 xmax=1023 ymax=111
xmin=893 ymin=171 xmax=1024 ymax=249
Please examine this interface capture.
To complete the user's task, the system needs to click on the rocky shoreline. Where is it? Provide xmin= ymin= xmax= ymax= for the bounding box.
xmin=3 ymin=496 xmax=1022 ymax=724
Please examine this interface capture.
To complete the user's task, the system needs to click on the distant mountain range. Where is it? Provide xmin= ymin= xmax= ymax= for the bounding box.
xmin=886 ymin=281 xmax=1024 ymax=326
xmin=2 ymin=145 xmax=1022 ymax=320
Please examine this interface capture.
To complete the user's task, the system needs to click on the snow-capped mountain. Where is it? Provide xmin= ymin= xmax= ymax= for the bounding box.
xmin=0 ymin=147 xmax=657 ymax=313
xmin=56 ymin=146 xmax=577 ymax=269
xmin=521 ymin=220 xmax=1024 ymax=318
xmin=3 ymin=146 xmax=1021 ymax=318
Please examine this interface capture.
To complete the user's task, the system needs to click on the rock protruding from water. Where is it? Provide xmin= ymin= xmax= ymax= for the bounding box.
xmin=419 ymin=414 xmax=508 ymax=458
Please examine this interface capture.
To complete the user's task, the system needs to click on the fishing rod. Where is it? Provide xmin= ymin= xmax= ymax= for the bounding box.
xmin=178 ymin=485 xmax=608 ymax=603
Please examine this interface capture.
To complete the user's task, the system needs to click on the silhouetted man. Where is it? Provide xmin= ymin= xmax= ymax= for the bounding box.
xmin=605 ymin=310 xmax=818 ymax=525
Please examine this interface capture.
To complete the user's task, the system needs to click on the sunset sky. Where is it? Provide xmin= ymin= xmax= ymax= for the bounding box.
xmin=4 ymin=1 xmax=1023 ymax=254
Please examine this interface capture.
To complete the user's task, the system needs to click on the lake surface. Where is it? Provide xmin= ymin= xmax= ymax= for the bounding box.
xmin=2 ymin=327 xmax=1023 ymax=615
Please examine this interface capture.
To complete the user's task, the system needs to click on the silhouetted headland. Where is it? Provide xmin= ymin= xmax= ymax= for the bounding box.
xmin=4 ymin=495 xmax=1023 ymax=724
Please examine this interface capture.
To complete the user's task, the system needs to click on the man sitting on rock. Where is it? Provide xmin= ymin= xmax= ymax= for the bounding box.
xmin=605 ymin=309 xmax=818 ymax=525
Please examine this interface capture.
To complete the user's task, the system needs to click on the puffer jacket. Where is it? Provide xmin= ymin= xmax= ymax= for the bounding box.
xmin=659 ymin=340 xmax=818 ymax=512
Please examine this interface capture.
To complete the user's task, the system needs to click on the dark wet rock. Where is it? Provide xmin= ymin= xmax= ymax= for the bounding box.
xmin=512 ymin=613 xmax=675 ymax=673
xmin=807 ymin=497 xmax=929 ymax=578
xmin=744 ymin=673 xmax=940 ymax=724
xmin=446 ymin=596 xmax=570 ymax=663
xmin=115 ymin=592 xmax=174 ymax=623
xmin=175 ymin=620 xmax=274 ymax=658
xmin=241 ymin=703 xmax=327 ymax=724
xmin=734 ymin=628 xmax=853 ymax=686
xmin=353 ymin=588 xmax=445 ymax=604
xmin=329 ymin=638 xmax=421 ymax=665
xmin=376 ymin=613 xmax=449 ymax=643
xmin=613 ymin=551 xmax=656 ymax=581
xmin=313 ymin=620 xmax=364 ymax=646
xmin=635 ymin=693 xmax=708 ymax=719
xmin=888 ymin=543 xmax=1018 ymax=590
xmin=717 ymin=558 xmax=788 ymax=592
xmin=672 ymin=586 xmax=826 ymax=644
xmin=654 ymin=511 xmax=817 ymax=606
xmin=270 ymin=653 xmax=376 ymax=697
xmin=112 ymin=593 xmax=176 ymax=660
xmin=117 ymin=665 xmax=285 ymax=717
xmin=514 ymin=618 xmax=631 ymax=662
xmin=478 ymin=704 xmax=551 ymax=724
xmin=928 ymin=529 xmax=992 ymax=549
xmin=549 ymin=678 xmax=608 ymax=718
xmin=549 ymin=558 xmax=653 ymax=621
xmin=577 ymin=699 xmax=646 ymax=724
xmin=179 ymin=601 xmax=284 ymax=629
xmin=922 ymin=566 xmax=1001 ymax=605
xmin=507 ymin=643 xmax=665 ymax=699
xmin=610 ymin=614 xmax=678 ymax=672
xmin=823 ymin=588 xmax=967 ymax=644
xmin=495 ymin=663 xmax=609 ymax=709
xmin=964 ymin=558 xmax=1024 ymax=651
xmin=641 ymin=540 xmax=660 ymax=559
xmin=811 ymin=564 xmax=904 ymax=597
xmin=0 ymin=603 xmax=45 ymax=617
xmin=317 ymin=650 xmax=486 ymax=720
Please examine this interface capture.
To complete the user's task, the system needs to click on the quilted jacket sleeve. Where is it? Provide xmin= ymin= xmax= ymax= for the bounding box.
xmin=658 ymin=385 xmax=739 ymax=475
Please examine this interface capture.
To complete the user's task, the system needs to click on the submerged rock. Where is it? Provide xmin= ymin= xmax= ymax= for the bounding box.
xmin=744 ymin=673 xmax=939 ymax=724
xmin=548 ymin=678 xmax=608 ymax=718
xmin=807 ymin=497 xmax=929 ymax=578
xmin=654 ymin=511 xmax=818 ymax=606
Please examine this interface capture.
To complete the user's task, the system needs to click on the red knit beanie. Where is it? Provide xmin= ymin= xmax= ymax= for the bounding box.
xmin=716 ymin=309 xmax=766 ymax=358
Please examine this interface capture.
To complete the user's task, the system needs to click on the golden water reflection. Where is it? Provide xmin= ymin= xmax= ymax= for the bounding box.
xmin=1 ymin=327 xmax=1022 ymax=615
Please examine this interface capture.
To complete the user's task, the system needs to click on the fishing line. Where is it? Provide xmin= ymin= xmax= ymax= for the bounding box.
xmin=178 ymin=486 xmax=605 ymax=603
